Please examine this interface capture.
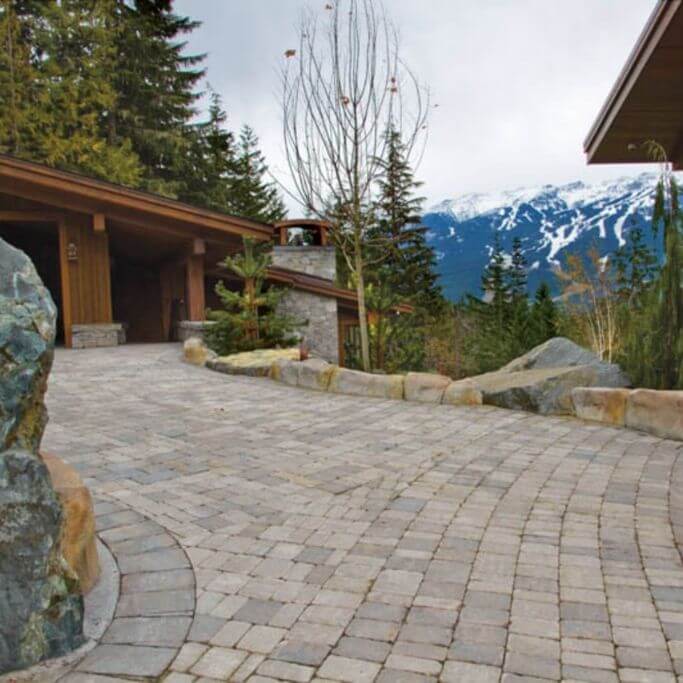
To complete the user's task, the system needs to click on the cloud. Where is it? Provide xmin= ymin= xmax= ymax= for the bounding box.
xmin=175 ymin=0 xmax=657 ymax=210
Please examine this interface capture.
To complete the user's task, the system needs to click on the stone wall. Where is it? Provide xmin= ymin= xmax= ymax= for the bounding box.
xmin=272 ymin=245 xmax=337 ymax=281
xmin=277 ymin=289 xmax=340 ymax=364
xmin=0 ymin=238 xmax=84 ymax=674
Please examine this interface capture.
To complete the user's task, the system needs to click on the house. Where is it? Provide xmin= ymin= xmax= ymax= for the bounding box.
xmin=0 ymin=154 xmax=382 ymax=364
xmin=584 ymin=0 xmax=682 ymax=169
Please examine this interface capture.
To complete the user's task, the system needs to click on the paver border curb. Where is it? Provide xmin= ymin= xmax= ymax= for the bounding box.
xmin=61 ymin=497 xmax=197 ymax=681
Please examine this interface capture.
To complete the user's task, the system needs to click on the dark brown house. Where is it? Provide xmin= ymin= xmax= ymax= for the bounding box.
xmin=0 ymin=154 xmax=374 ymax=363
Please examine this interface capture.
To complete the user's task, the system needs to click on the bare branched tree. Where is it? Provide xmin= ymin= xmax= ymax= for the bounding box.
xmin=281 ymin=0 xmax=428 ymax=370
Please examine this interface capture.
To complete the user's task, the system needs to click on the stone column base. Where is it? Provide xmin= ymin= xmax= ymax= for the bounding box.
xmin=71 ymin=324 xmax=124 ymax=349
xmin=176 ymin=320 xmax=216 ymax=342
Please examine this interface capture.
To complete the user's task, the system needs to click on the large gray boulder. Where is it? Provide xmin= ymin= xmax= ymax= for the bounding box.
xmin=468 ymin=337 xmax=630 ymax=416
xmin=0 ymin=238 xmax=83 ymax=674
xmin=500 ymin=336 xmax=630 ymax=386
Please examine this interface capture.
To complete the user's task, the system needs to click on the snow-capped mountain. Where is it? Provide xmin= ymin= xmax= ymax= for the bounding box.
xmin=423 ymin=174 xmax=663 ymax=301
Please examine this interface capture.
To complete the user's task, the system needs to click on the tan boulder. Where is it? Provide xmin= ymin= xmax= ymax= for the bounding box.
xmin=41 ymin=452 xmax=100 ymax=594
xmin=442 ymin=379 xmax=483 ymax=406
xmin=298 ymin=359 xmax=335 ymax=391
xmin=625 ymin=389 xmax=683 ymax=441
xmin=211 ymin=347 xmax=299 ymax=377
xmin=270 ymin=358 xmax=302 ymax=386
xmin=183 ymin=337 xmax=216 ymax=366
xmin=404 ymin=372 xmax=451 ymax=403
xmin=328 ymin=367 xmax=404 ymax=400
xmin=571 ymin=387 xmax=631 ymax=426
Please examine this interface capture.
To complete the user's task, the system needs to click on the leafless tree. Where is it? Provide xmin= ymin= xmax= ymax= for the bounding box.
xmin=281 ymin=0 xmax=428 ymax=371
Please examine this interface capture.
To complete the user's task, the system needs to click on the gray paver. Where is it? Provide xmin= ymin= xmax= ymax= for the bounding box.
xmin=41 ymin=345 xmax=683 ymax=681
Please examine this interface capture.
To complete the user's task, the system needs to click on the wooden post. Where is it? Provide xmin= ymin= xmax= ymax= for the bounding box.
xmin=185 ymin=253 xmax=205 ymax=321
xmin=92 ymin=213 xmax=106 ymax=232
xmin=58 ymin=221 xmax=73 ymax=348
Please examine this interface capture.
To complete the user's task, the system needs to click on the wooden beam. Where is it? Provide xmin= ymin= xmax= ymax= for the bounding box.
xmin=192 ymin=238 xmax=206 ymax=255
xmin=58 ymin=221 xmax=73 ymax=348
xmin=0 ymin=210 xmax=64 ymax=222
xmin=93 ymin=213 xmax=106 ymax=232
xmin=185 ymin=254 xmax=205 ymax=321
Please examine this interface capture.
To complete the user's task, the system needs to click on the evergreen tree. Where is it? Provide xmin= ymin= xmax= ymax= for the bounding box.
xmin=0 ymin=0 xmax=141 ymax=184
xmin=229 ymin=126 xmax=286 ymax=223
xmin=625 ymin=167 xmax=682 ymax=389
xmin=481 ymin=232 xmax=510 ymax=333
xmin=529 ymin=281 xmax=557 ymax=346
xmin=181 ymin=90 xmax=236 ymax=212
xmin=613 ymin=217 xmax=657 ymax=304
xmin=106 ymin=0 xmax=205 ymax=196
xmin=371 ymin=127 xmax=444 ymax=315
xmin=506 ymin=237 xmax=530 ymax=356
xmin=0 ymin=0 xmax=37 ymax=156
xmin=205 ymin=238 xmax=300 ymax=355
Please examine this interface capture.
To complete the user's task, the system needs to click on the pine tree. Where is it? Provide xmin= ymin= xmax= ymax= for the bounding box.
xmin=613 ymin=217 xmax=657 ymax=304
xmin=529 ymin=281 xmax=557 ymax=346
xmin=106 ymin=0 xmax=205 ymax=196
xmin=0 ymin=0 xmax=36 ymax=155
xmin=205 ymin=238 xmax=300 ymax=355
xmin=371 ymin=127 xmax=444 ymax=315
xmin=0 ymin=0 xmax=141 ymax=184
xmin=506 ymin=237 xmax=530 ymax=356
xmin=182 ymin=90 xmax=236 ymax=212
xmin=229 ymin=126 xmax=286 ymax=223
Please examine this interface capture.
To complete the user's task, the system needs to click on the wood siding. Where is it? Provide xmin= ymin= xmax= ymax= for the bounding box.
xmin=59 ymin=212 xmax=113 ymax=345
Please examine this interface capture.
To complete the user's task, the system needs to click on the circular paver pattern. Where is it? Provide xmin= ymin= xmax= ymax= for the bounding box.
xmin=43 ymin=344 xmax=683 ymax=682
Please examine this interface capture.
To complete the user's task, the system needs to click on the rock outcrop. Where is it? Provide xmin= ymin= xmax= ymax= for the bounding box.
xmin=0 ymin=238 xmax=84 ymax=674
xmin=571 ymin=387 xmax=630 ymax=426
xmin=468 ymin=338 xmax=630 ymax=415
xmin=404 ymin=372 xmax=451 ymax=403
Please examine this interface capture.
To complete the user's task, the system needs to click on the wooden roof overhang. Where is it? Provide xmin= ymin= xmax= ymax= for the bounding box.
xmin=584 ymin=0 xmax=683 ymax=169
xmin=0 ymin=154 xmax=273 ymax=245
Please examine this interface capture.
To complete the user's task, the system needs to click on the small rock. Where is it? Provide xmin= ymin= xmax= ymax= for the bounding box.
xmin=625 ymin=389 xmax=683 ymax=441
xmin=571 ymin=387 xmax=630 ymax=426
xmin=442 ymin=379 xmax=483 ymax=406
xmin=183 ymin=337 xmax=216 ymax=366
xmin=404 ymin=372 xmax=451 ymax=403
xmin=328 ymin=367 xmax=404 ymax=400
xmin=41 ymin=452 xmax=100 ymax=594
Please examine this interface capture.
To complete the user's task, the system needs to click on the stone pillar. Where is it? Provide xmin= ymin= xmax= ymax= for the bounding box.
xmin=277 ymin=290 xmax=340 ymax=363
xmin=271 ymin=245 xmax=339 ymax=363
xmin=0 ymin=238 xmax=84 ymax=674
xmin=272 ymin=245 xmax=337 ymax=281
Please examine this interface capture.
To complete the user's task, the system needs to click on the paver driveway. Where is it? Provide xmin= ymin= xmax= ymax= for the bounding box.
xmin=44 ymin=344 xmax=683 ymax=682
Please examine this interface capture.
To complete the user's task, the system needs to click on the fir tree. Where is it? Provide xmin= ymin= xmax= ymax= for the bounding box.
xmin=0 ymin=0 xmax=141 ymax=184
xmin=182 ymin=90 xmax=236 ymax=212
xmin=106 ymin=0 xmax=205 ymax=196
xmin=613 ymin=217 xmax=657 ymax=304
xmin=506 ymin=237 xmax=530 ymax=356
xmin=371 ymin=127 xmax=444 ymax=315
xmin=529 ymin=281 xmax=557 ymax=345
xmin=229 ymin=126 xmax=286 ymax=223
xmin=205 ymin=238 xmax=300 ymax=355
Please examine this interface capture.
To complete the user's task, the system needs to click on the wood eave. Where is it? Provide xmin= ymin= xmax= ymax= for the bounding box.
xmin=0 ymin=154 xmax=274 ymax=241
xmin=584 ymin=0 xmax=683 ymax=167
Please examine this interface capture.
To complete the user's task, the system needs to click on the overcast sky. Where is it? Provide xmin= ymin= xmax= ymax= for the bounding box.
xmin=175 ymin=0 xmax=657 ymax=211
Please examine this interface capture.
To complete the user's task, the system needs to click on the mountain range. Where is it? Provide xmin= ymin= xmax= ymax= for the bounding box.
xmin=423 ymin=174 xmax=664 ymax=301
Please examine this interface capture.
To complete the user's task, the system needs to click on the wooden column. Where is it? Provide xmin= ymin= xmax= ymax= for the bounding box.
xmin=185 ymin=252 xmax=205 ymax=322
xmin=58 ymin=221 xmax=74 ymax=348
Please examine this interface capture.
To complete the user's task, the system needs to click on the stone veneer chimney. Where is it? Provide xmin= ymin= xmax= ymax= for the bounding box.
xmin=271 ymin=221 xmax=340 ymax=363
